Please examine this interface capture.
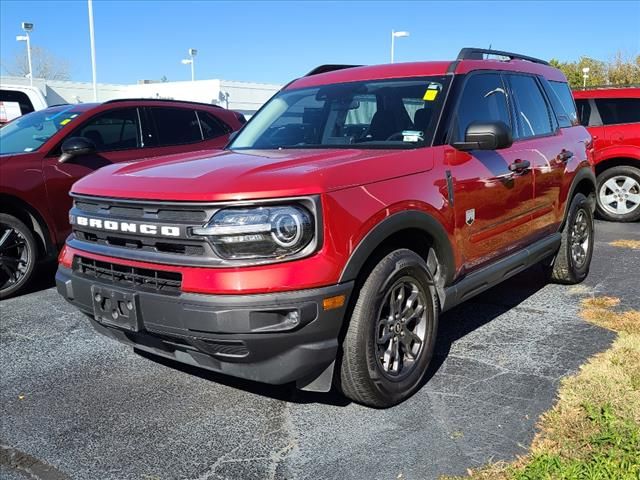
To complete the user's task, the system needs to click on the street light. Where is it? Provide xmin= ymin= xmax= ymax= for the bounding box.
xmin=16 ymin=22 xmax=34 ymax=86
xmin=390 ymin=30 xmax=409 ymax=64
xmin=181 ymin=48 xmax=197 ymax=81
xmin=582 ymin=67 xmax=590 ymax=89
xmin=88 ymin=0 xmax=98 ymax=101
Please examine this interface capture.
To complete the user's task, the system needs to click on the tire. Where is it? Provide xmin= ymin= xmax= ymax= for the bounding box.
xmin=0 ymin=213 xmax=38 ymax=300
xmin=546 ymin=193 xmax=594 ymax=285
xmin=338 ymin=249 xmax=439 ymax=408
xmin=595 ymin=165 xmax=640 ymax=222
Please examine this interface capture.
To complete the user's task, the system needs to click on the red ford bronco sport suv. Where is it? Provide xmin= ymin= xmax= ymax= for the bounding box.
xmin=57 ymin=48 xmax=596 ymax=407
xmin=573 ymin=87 xmax=640 ymax=222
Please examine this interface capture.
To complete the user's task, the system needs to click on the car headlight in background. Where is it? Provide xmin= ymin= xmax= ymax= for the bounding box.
xmin=192 ymin=204 xmax=315 ymax=260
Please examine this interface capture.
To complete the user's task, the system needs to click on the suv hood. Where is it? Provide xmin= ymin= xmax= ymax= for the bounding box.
xmin=72 ymin=148 xmax=433 ymax=201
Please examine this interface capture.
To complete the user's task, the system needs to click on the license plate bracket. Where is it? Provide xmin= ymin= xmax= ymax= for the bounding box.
xmin=91 ymin=285 xmax=141 ymax=332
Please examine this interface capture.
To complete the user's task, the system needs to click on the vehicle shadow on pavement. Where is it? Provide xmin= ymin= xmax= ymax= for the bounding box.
xmin=137 ymin=265 xmax=549 ymax=408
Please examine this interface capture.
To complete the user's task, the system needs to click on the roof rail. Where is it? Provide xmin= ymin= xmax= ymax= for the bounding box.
xmin=103 ymin=98 xmax=223 ymax=108
xmin=457 ymin=48 xmax=550 ymax=66
xmin=581 ymin=84 xmax=640 ymax=89
xmin=305 ymin=64 xmax=361 ymax=76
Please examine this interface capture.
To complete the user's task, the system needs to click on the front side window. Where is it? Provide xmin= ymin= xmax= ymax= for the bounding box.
xmin=150 ymin=107 xmax=201 ymax=146
xmin=75 ymin=108 xmax=140 ymax=151
xmin=0 ymin=105 xmax=85 ymax=155
xmin=508 ymin=75 xmax=553 ymax=138
xmin=230 ymin=77 xmax=448 ymax=150
xmin=594 ymin=98 xmax=640 ymax=125
xmin=452 ymin=73 xmax=511 ymax=142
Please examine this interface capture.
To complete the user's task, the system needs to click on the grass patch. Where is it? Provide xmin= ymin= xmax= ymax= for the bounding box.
xmin=443 ymin=297 xmax=640 ymax=480
xmin=609 ymin=239 xmax=640 ymax=250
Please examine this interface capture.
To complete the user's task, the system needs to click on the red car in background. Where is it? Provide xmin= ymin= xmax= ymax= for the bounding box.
xmin=574 ymin=87 xmax=640 ymax=222
xmin=0 ymin=99 xmax=245 ymax=298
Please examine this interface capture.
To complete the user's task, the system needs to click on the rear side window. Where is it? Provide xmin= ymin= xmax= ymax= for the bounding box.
xmin=549 ymin=81 xmax=578 ymax=126
xmin=508 ymin=75 xmax=553 ymax=139
xmin=452 ymin=73 xmax=511 ymax=142
xmin=594 ymin=98 xmax=640 ymax=125
xmin=197 ymin=111 xmax=230 ymax=139
xmin=150 ymin=107 xmax=202 ymax=146
xmin=76 ymin=108 xmax=140 ymax=151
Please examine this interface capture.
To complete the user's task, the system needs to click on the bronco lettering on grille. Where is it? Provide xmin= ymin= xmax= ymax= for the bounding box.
xmin=73 ymin=216 xmax=181 ymax=237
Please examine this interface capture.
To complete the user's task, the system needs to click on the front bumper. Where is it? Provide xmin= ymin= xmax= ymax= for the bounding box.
xmin=56 ymin=266 xmax=353 ymax=390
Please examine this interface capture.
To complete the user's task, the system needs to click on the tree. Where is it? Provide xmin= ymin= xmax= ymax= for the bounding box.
xmin=2 ymin=45 xmax=71 ymax=81
xmin=607 ymin=51 xmax=640 ymax=86
xmin=549 ymin=57 xmax=608 ymax=89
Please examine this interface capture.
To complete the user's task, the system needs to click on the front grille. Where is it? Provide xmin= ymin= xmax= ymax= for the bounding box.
xmin=70 ymin=196 xmax=217 ymax=261
xmin=74 ymin=256 xmax=182 ymax=293
xmin=74 ymin=201 xmax=207 ymax=222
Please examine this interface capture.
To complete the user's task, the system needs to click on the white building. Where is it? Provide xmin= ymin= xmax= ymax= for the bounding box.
xmin=0 ymin=75 xmax=282 ymax=117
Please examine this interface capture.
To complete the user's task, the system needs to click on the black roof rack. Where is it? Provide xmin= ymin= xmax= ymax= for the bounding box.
xmin=103 ymin=98 xmax=223 ymax=108
xmin=457 ymin=48 xmax=550 ymax=66
xmin=305 ymin=64 xmax=361 ymax=76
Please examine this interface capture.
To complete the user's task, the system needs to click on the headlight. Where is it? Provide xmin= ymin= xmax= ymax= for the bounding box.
xmin=192 ymin=204 xmax=315 ymax=260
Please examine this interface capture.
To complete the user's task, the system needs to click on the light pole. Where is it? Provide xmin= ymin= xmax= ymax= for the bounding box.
xmin=582 ymin=67 xmax=590 ymax=89
xmin=16 ymin=22 xmax=34 ymax=86
xmin=87 ymin=0 xmax=98 ymax=101
xmin=181 ymin=48 xmax=197 ymax=81
xmin=390 ymin=30 xmax=409 ymax=63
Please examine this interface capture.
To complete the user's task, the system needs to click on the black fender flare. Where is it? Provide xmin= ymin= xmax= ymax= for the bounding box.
xmin=561 ymin=166 xmax=596 ymax=229
xmin=338 ymin=210 xmax=455 ymax=287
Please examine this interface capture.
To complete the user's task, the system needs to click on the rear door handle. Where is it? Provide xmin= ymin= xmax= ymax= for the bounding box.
xmin=558 ymin=150 xmax=574 ymax=162
xmin=509 ymin=159 xmax=531 ymax=172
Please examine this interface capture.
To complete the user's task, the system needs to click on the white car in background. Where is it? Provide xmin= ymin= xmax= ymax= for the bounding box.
xmin=0 ymin=85 xmax=48 ymax=125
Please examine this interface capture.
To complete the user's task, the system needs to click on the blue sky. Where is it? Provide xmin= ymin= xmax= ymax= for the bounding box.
xmin=1 ymin=0 xmax=639 ymax=85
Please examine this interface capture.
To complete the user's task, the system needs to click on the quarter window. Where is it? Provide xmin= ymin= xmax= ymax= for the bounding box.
xmin=594 ymin=98 xmax=640 ymax=125
xmin=453 ymin=73 xmax=511 ymax=142
xmin=575 ymin=99 xmax=593 ymax=126
xmin=549 ymin=81 xmax=578 ymax=126
xmin=508 ymin=75 xmax=553 ymax=138
xmin=76 ymin=108 xmax=140 ymax=151
xmin=150 ymin=107 xmax=202 ymax=146
xmin=198 ymin=111 xmax=230 ymax=139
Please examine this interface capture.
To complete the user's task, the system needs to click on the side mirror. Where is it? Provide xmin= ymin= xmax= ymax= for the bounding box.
xmin=59 ymin=136 xmax=96 ymax=163
xmin=452 ymin=121 xmax=513 ymax=151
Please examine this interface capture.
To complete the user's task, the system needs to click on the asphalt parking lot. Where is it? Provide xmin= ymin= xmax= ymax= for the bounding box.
xmin=1 ymin=220 xmax=638 ymax=480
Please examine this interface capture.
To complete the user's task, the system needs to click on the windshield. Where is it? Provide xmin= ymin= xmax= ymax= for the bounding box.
xmin=0 ymin=105 xmax=85 ymax=155
xmin=230 ymin=76 xmax=448 ymax=150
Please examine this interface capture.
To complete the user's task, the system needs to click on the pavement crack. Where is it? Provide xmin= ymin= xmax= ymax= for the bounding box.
xmin=0 ymin=443 xmax=70 ymax=480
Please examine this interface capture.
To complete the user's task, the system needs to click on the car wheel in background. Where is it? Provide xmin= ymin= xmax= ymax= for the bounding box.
xmin=596 ymin=166 xmax=640 ymax=222
xmin=0 ymin=213 xmax=37 ymax=299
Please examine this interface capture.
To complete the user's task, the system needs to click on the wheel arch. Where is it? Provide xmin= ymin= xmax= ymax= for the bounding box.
xmin=0 ymin=194 xmax=56 ymax=258
xmin=561 ymin=167 xmax=596 ymax=229
xmin=339 ymin=211 xmax=456 ymax=288
xmin=594 ymin=157 xmax=640 ymax=177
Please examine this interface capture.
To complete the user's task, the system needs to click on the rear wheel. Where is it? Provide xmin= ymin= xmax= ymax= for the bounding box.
xmin=596 ymin=166 xmax=640 ymax=222
xmin=546 ymin=193 xmax=594 ymax=285
xmin=0 ymin=214 xmax=38 ymax=299
xmin=339 ymin=249 xmax=438 ymax=408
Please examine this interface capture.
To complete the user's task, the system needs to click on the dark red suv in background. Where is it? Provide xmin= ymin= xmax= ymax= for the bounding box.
xmin=0 ymin=99 xmax=245 ymax=298
xmin=574 ymin=87 xmax=640 ymax=222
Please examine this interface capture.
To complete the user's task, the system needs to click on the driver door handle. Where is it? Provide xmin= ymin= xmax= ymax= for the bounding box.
xmin=509 ymin=159 xmax=531 ymax=172
xmin=558 ymin=150 xmax=574 ymax=162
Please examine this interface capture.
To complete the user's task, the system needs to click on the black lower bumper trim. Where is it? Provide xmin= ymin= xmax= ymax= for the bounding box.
xmin=56 ymin=266 xmax=353 ymax=386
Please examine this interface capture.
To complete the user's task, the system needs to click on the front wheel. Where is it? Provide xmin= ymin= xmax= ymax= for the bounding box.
xmin=596 ymin=166 xmax=640 ymax=222
xmin=546 ymin=193 xmax=594 ymax=285
xmin=0 ymin=213 xmax=38 ymax=299
xmin=338 ymin=249 xmax=438 ymax=408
